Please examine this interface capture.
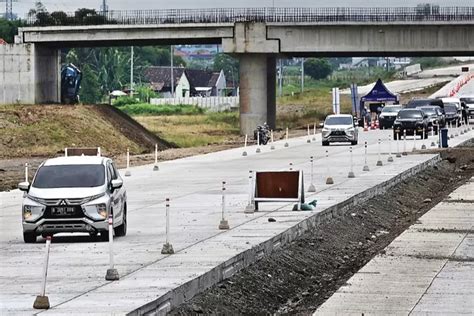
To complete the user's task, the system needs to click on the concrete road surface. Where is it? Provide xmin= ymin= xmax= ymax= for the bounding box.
xmin=314 ymin=178 xmax=474 ymax=315
xmin=1 ymin=126 xmax=473 ymax=315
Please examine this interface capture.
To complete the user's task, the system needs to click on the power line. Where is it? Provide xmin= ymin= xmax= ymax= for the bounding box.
xmin=0 ymin=0 xmax=18 ymax=20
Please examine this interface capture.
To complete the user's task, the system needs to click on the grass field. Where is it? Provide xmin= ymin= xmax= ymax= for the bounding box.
xmin=135 ymin=112 xmax=240 ymax=148
xmin=134 ymin=81 xmax=446 ymax=148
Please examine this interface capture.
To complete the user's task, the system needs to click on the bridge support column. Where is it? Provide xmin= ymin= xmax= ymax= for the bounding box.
xmin=239 ymin=54 xmax=276 ymax=136
xmin=34 ymin=46 xmax=60 ymax=104
xmin=0 ymin=44 xmax=60 ymax=104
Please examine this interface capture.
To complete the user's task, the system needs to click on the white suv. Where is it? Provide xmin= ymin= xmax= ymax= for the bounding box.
xmin=19 ymin=156 xmax=127 ymax=243
xmin=322 ymin=114 xmax=359 ymax=146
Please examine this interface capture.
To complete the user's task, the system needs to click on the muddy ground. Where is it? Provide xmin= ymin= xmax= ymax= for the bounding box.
xmin=171 ymin=140 xmax=474 ymax=315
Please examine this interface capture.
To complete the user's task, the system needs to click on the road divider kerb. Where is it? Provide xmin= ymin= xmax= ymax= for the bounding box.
xmin=153 ymin=144 xmax=159 ymax=171
xmin=125 ymin=148 xmax=131 ymax=177
xmin=161 ymin=199 xmax=175 ymax=255
xmin=218 ymin=182 xmax=230 ymax=230
xmin=105 ymin=215 xmax=119 ymax=281
xmin=33 ymin=236 xmax=51 ymax=310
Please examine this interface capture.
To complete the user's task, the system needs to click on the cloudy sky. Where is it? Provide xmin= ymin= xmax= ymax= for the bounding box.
xmin=14 ymin=0 xmax=473 ymax=16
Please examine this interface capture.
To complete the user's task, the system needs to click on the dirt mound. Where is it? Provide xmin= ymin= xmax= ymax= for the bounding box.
xmin=0 ymin=104 xmax=173 ymax=159
xmin=91 ymin=104 xmax=175 ymax=151
xmin=171 ymin=141 xmax=474 ymax=315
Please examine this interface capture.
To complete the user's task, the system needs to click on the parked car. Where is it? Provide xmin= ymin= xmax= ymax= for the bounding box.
xmin=378 ymin=105 xmax=402 ymax=129
xmin=460 ymin=96 xmax=474 ymax=118
xmin=18 ymin=156 xmax=127 ymax=243
xmin=441 ymin=97 xmax=461 ymax=111
xmin=406 ymin=98 xmax=444 ymax=109
xmin=393 ymin=109 xmax=429 ymax=139
xmin=322 ymin=114 xmax=359 ymax=146
xmin=444 ymin=103 xmax=461 ymax=127
xmin=418 ymin=106 xmax=446 ymax=133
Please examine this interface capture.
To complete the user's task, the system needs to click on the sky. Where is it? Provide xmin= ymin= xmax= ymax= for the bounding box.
xmin=12 ymin=0 xmax=474 ymax=17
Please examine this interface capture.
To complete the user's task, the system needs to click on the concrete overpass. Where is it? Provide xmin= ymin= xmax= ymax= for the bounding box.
xmin=2 ymin=7 xmax=474 ymax=134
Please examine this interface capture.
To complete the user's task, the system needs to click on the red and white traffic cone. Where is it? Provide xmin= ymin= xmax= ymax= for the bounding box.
xmin=371 ymin=120 xmax=375 ymax=130
xmin=375 ymin=119 xmax=380 ymax=129
xmin=364 ymin=118 xmax=369 ymax=132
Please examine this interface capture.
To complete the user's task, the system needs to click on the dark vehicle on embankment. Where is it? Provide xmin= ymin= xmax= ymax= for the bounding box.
xmin=393 ymin=109 xmax=429 ymax=139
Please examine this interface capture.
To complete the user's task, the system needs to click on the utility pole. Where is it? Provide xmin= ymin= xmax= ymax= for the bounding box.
xmin=278 ymin=59 xmax=283 ymax=97
xmin=300 ymin=58 xmax=305 ymax=94
xmin=170 ymin=45 xmax=175 ymax=98
xmin=130 ymin=46 xmax=134 ymax=94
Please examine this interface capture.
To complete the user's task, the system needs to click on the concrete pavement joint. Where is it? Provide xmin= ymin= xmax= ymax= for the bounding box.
xmin=407 ymin=232 xmax=470 ymax=315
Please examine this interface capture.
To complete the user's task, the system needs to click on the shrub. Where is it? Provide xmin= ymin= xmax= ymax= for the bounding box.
xmin=113 ymin=97 xmax=140 ymax=107
xmin=118 ymin=103 xmax=205 ymax=116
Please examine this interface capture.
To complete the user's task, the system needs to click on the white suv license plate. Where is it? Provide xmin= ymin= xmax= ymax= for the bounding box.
xmin=51 ymin=207 xmax=75 ymax=216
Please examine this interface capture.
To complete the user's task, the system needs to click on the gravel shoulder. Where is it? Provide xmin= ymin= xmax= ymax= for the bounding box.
xmin=171 ymin=141 xmax=474 ymax=315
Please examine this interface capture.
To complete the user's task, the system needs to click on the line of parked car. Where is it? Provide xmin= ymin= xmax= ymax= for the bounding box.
xmin=320 ymin=95 xmax=473 ymax=146
xmin=378 ymin=96 xmax=473 ymax=140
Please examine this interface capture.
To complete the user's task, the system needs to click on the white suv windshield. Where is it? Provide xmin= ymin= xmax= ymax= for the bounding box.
xmin=33 ymin=164 xmax=105 ymax=188
xmin=325 ymin=116 xmax=352 ymax=125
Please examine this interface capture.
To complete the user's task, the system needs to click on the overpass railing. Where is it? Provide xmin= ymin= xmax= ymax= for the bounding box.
xmin=25 ymin=7 xmax=474 ymax=26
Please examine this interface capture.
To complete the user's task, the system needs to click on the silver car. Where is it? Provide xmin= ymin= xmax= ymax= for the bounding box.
xmin=322 ymin=114 xmax=359 ymax=146
xmin=19 ymin=156 xmax=127 ymax=243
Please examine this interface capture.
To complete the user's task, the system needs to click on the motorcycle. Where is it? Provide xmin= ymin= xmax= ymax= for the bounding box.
xmin=254 ymin=123 xmax=270 ymax=145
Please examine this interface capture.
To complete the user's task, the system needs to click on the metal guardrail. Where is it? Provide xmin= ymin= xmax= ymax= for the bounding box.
xmin=25 ymin=7 xmax=474 ymax=26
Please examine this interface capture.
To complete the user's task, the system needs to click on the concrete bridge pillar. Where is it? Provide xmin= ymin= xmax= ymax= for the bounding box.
xmin=239 ymin=54 xmax=276 ymax=136
xmin=34 ymin=46 xmax=61 ymax=104
xmin=0 ymin=44 xmax=60 ymax=104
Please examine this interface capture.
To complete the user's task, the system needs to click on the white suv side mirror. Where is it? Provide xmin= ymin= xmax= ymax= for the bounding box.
xmin=111 ymin=179 xmax=123 ymax=189
xmin=18 ymin=182 xmax=30 ymax=192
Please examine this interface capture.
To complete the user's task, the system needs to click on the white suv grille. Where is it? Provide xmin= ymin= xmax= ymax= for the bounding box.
xmin=27 ymin=194 xmax=104 ymax=206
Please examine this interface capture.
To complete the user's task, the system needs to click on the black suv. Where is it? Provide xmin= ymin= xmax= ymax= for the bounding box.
xmin=406 ymin=98 xmax=444 ymax=109
xmin=393 ymin=109 xmax=429 ymax=139
xmin=418 ymin=106 xmax=446 ymax=134
xmin=444 ymin=103 xmax=461 ymax=127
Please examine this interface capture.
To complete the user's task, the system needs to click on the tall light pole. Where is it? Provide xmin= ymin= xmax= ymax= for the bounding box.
xmin=130 ymin=46 xmax=134 ymax=94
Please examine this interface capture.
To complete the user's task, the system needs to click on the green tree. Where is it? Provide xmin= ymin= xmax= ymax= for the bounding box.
xmin=305 ymin=58 xmax=333 ymax=80
xmin=66 ymin=47 xmax=129 ymax=94
xmin=213 ymin=53 xmax=239 ymax=84
xmin=0 ymin=18 xmax=24 ymax=43
xmin=135 ymin=84 xmax=158 ymax=103
xmin=79 ymin=65 xmax=101 ymax=104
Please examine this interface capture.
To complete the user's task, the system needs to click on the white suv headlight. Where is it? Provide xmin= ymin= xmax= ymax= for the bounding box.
xmin=82 ymin=203 xmax=108 ymax=221
xmin=23 ymin=196 xmax=45 ymax=222
xmin=23 ymin=204 xmax=45 ymax=222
